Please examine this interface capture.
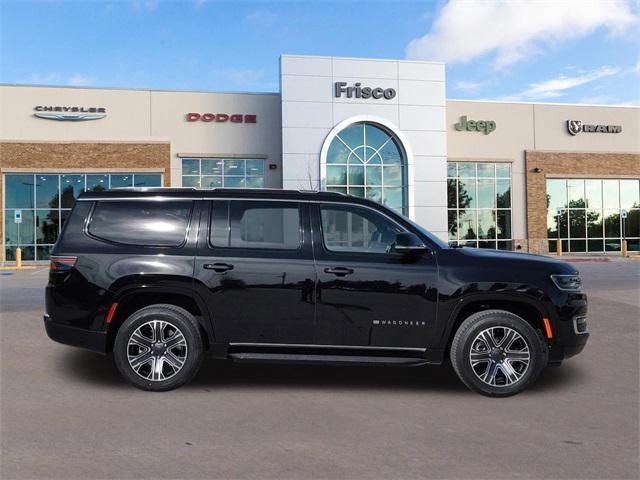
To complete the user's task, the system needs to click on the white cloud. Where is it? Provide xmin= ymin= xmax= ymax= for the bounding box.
xmin=131 ymin=0 xmax=159 ymax=11
xmin=503 ymin=66 xmax=620 ymax=100
xmin=22 ymin=73 xmax=61 ymax=85
xmin=406 ymin=0 xmax=637 ymax=68
xmin=68 ymin=74 xmax=93 ymax=87
xmin=244 ymin=11 xmax=278 ymax=28
xmin=454 ymin=80 xmax=484 ymax=93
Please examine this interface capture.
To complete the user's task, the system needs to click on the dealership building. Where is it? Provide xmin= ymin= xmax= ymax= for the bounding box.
xmin=1 ymin=54 xmax=639 ymax=262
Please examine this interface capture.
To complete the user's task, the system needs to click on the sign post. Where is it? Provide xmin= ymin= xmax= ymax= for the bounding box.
xmin=621 ymin=210 xmax=628 ymax=257
xmin=556 ymin=208 xmax=563 ymax=256
xmin=14 ymin=210 xmax=22 ymax=268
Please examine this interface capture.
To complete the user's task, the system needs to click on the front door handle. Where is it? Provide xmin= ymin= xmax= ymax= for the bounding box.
xmin=324 ymin=267 xmax=354 ymax=277
xmin=203 ymin=263 xmax=234 ymax=273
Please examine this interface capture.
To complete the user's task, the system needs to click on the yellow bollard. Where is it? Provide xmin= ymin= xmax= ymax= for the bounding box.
xmin=16 ymin=247 xmax=22 ymax=269
xmin=621 ymin=240 xmax=628 ymax=258
xmin=556 ymin=239 xmax=562 ymax=257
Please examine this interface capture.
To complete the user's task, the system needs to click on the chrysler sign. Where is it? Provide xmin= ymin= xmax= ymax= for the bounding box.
xmin=34 ymin=105 xmax=107 ymax=121
xmin=567 ymin=120 xmax=622 ymax=136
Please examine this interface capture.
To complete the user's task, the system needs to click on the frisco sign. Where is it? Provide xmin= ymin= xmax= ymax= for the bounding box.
xmin=334 ymin=82 xmax=396 ymax=100
xmin=567 ymin=120 xmax=622 ymax=136
xmin=186 ymin=113 xmax=256 ymax=123
xmin=34 ymin=105 xmax=107 ymax=121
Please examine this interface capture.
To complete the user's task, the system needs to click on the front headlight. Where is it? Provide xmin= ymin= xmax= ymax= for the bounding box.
xmin=551 ymin=274 xmax=582 ymax=291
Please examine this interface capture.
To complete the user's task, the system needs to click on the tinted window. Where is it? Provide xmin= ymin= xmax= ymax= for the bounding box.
xmin=320 ymin=204 xmax=403 ymax=254
xmin=89 ymin=201 xmax=192 ymax=246
xmin=211 ymin=201 xmax=301 ymax=250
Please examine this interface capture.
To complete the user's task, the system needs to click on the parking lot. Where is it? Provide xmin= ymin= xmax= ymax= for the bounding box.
xmin=0 ymin=260 xmax=638 ymax=479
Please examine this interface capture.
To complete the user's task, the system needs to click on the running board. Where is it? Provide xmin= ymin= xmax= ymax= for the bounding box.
xmin=228 ymin=352 xmax=429 ymax=366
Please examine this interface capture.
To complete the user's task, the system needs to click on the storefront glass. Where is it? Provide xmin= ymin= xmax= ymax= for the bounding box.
xmin=547 ymin=178 xmax=640 ymax=253
xmin=447 ymin=162 xmax=512 ymax=250
xmin=4 ymin=172 xmax=162 ymax=261
xmin=181 ymin=158 xmax=265 ymax=189
xmin=325 ymin=122 xmax=406 ymax=214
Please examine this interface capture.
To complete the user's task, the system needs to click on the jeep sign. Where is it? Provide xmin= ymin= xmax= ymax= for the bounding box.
xmin=454 ymin=116 xmax=496 ymax=135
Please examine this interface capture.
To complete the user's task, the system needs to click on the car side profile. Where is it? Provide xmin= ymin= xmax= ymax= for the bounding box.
xmin=44 ymin=188 xmax=589 ymax=396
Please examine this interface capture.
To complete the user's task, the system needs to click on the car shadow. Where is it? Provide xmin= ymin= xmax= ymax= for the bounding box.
xmin=58 ymin=350 xmax=466 ymax=393
xmin=58 ymin=349 xmax=586 ymax=394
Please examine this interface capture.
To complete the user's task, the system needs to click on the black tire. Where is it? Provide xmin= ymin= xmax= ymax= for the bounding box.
xmin=114 ymin=304 xmax=204 ymax=391
xmin=450 ymin=310 xmax=547 ymax=397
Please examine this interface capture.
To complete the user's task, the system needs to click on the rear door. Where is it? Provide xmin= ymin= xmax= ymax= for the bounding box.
xmin=194 ymin=199 xmax=316 ymax=344
xmin=311 ymin=202 xmax=438 ymax=348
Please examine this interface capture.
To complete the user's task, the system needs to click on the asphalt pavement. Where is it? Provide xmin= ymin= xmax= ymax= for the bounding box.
xmin=0 ymin=260 xmax=638 ymax=479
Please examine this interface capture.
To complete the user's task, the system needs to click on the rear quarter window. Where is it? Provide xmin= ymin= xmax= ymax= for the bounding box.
xmin=88 ymin=200 xmax=192 ymax=247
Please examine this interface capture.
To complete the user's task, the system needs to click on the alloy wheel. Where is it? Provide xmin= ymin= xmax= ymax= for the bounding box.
xmin=469 ymin=326 xmax=530 ymax=387
xmin=126 ymin=320 xmax=188 ymax=381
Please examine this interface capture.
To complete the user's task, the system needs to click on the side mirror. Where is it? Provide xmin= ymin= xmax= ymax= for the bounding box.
xmin=390 ymin=232 xmax=428 ymax=255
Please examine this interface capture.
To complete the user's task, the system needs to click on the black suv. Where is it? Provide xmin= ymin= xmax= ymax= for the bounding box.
xmin=44 ymin=188 xmax=588 ymax=396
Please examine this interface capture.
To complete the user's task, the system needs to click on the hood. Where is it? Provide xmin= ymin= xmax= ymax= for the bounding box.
xmin=452 ymin=247 xmax=578 ymax=274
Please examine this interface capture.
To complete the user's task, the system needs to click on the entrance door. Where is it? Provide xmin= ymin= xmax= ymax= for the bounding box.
xmin=194 ymin=200 xmax=316 ymax=344
xmin=311 ymin=203 xmax=438 ymax=348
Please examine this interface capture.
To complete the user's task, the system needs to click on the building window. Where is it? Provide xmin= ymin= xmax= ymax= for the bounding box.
xmin=447 ymin=162 xmax=512 ymax=250
xmin=324 ymin=122 xmax=406 ymax=214
xmin=181 ymin=158 xmax=265 ymax=188
xmin=3 ymin=172 xmax=162 ymax=261
xmin=546 ymin=178 xmax=640 ymax=253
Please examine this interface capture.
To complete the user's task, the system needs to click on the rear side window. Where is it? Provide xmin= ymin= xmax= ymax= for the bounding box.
xmin=88 ymin=200 xmax=192 ymax=247
xmin=210 ymin=201 xmax=301 ymax=250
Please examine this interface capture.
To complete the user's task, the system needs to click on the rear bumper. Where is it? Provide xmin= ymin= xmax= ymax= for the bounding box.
xmin=44 ymin=315 xmax=108 ymax=354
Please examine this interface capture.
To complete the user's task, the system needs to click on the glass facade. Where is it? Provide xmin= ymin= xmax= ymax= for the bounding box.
xmin=3 ymin=172 xmax=162 ymax=261
xmin=546 ymin=178 xmax=640 ymax=253
xmin=447 ymin=162 xmax=513 ymax=250
xmin=325 ymin=122 xmax=406 ymax=214
xmin=181 ymin=158 xmax=265 ymax=188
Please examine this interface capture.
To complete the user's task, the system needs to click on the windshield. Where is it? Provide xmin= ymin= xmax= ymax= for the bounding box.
xmin=406 ymin=218 xmax=449 ymax=249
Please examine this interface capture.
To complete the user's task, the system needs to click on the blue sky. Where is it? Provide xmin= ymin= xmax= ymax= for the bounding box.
xmin=1 ymin=0 xmax=638 ymax=105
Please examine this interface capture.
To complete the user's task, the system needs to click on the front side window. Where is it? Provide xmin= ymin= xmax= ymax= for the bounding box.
xmin=320 ymin=204 xmax=403 ymax=254
xmin=325 ymin=122 xmax=406 ymax=214
xmin=181 ymin=158 xmax=265 ymax=188
xmin=211 ymin=201 xmax=301 ymax=250
xmin=447 ymin=162 xmax=512 ymax=250
xmin=88 ymin=201 xmax=192 ymax=247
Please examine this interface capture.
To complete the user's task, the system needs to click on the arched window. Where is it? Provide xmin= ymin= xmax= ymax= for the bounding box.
xmin=325 ymin=122 xmax=406 ymax=214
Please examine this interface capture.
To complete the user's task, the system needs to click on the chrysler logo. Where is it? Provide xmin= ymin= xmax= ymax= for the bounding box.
xmin=33 ymin=106 xmax=107 ymax=121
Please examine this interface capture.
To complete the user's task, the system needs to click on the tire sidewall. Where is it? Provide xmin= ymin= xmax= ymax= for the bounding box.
xmin=114 ymin=307 xmax=203 ymax=391
xmin=454 ymin=312 xmax=545 ymax=397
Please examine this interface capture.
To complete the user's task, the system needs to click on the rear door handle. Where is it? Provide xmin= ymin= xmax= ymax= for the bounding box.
xmin=203 ymin=263 xmax=234 ymax=273
xmin=324 ymin=267 xmax=354 ymax=277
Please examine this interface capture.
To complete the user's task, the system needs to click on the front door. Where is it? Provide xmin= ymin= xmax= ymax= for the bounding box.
xmin=194 ymin=200 xmax=316 ymax=344
xmin=311 ymin=203 xmax=438 ymax=348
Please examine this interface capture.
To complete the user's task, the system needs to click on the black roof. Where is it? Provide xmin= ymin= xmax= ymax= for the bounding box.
xmin=77 ymin=187 xmax=351 ymax=202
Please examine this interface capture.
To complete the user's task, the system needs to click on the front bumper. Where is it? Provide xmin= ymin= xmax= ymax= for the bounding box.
xmin=44 ymin=315 xmax=108 ymax=354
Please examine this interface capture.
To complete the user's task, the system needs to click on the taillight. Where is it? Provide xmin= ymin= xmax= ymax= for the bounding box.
xmin=50 ymin=256 xmax=78 ymax=271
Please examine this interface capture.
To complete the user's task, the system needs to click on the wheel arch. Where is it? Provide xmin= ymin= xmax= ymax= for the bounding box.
xmin=441 ymin=294 xmax=550 ymax=352
xmin=105 ymin=285 xmax=213 ymax=353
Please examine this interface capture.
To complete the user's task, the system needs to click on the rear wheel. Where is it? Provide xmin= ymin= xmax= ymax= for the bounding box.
xmin=450 ymin=310 xmax=547 ymax=397
xmin=114 ymin=304 xmax=204 ymax=391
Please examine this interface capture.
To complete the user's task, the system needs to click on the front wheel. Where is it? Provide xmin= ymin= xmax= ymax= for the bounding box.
xmin=114 ymin=304 xmax=204 ymax=391
xmin=450 ymin=310 xmax=547 ymax=397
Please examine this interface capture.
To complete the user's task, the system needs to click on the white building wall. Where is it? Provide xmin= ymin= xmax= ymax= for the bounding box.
xmin=280 ymin=55 xmax=448 ymax=240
